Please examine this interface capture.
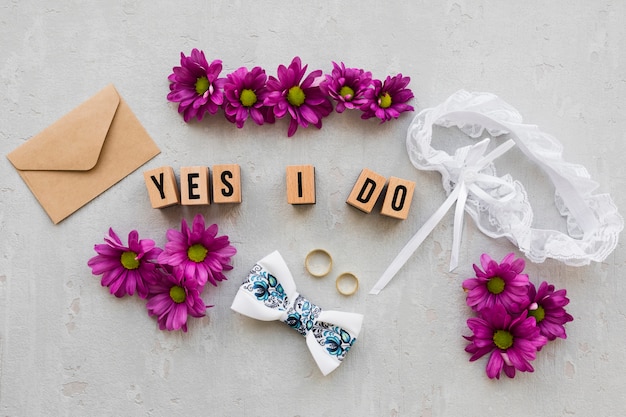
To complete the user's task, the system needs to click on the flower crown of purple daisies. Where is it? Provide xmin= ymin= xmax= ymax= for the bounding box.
xmin=462 ymin=253 xmax=573 ymax=380
xmin=87 ymin=214 xmax=236 ymax=332
xmin=167 ymin=49 xmax=415 ymax=137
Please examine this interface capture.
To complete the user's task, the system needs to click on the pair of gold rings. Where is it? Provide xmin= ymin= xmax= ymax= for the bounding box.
xmin=304 ymin=249 xmax=359 ymax=296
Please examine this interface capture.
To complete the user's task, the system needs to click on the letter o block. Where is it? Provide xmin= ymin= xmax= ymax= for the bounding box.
xmin=346 ymin=168 xmax=386 ymax=213
xmin=381 ymin=176 xmax=416 ymax=220
xmin=143 ymin=166 xmax=180 ymax=208
xmin=212 ymin=164 xmax=242 ymax=204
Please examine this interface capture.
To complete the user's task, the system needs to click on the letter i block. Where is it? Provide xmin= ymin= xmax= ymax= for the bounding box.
xmin=180 ymin=166 xmax=210 ymax=205
xmin=212 ymin=164 xmax=242 ymax=203
xmin=381 ymin=176 xmax=416 ymax=220
xmin=286 ymin=165 xmax=316 ymax=204
xmin=346 ymin=168 xmax=387 ymax=213
xmin=143 ymin=166 xmax=180 ymax=208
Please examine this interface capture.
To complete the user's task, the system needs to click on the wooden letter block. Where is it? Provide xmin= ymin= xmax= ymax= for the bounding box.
xmin=346 ymin=168 xmax=386 ymax=213
xmin=143 ymin=166 xmax=180 ymax=208
xmin=180 ymin=166 xmax=210 ymax=206
xmin=286 ymin=165 xmax=316 ymax=204
xmin=380 ymin=176 xmax=416 ymax=219
xmin=212 ymin=164 xmax=242 ymax=204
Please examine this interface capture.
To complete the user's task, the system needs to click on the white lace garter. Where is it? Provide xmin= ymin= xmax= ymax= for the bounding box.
xmin=371 ymin=90 xmax=623 ymax=294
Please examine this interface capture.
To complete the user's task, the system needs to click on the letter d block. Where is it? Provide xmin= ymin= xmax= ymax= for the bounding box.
xmin=143 ymin=166 xmax=180 ymax=208
xmin=381 ymin=176 xmax=416 ymax=220
xmin=212 ymin=164 xmax=242 ymax=203
xmin=286 ymin=165 xmax=316 ymax=204
xmin=346 ymin=168 xmax=386 ymax=213
xmin=180 ymin=166 xmax=210 ymax=205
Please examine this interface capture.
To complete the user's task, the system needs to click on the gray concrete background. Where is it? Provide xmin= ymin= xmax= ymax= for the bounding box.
xmin=1 ymin=1 xmax=625 ymax=416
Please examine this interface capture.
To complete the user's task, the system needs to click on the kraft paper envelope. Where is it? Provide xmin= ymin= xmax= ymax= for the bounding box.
xmin=7 ymin=84 xmax=161 ymax=224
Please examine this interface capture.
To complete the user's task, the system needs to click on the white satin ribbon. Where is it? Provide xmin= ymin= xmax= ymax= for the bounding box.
xmin=369 ymin=138 xmax=517 ymax=295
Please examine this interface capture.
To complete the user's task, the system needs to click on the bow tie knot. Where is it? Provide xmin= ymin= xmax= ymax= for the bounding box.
xmin=232 ymin=251 xmax=363 ymax=375
xmin=283 ymin=295 xmax=321 ymax=336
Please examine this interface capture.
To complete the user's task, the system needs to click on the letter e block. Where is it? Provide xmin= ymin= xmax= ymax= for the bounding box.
xmin=212 ymin=164 xmax=242 ymax=203
xmin=143 ymin=166 xmax=180 ymax=208
xmin=381 ymin=176 xmax=415 ymax=219
xmin=180 ymin=166 xmax=210 ymax=206
xmin=286 ymin=165 xmax=316 ymax=204
xmin=346 ymin=168 xmax=387 ymax=213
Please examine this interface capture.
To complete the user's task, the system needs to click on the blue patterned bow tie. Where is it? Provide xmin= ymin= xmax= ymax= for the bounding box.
xmin=231 ymin=250 xmax=364 ymax=376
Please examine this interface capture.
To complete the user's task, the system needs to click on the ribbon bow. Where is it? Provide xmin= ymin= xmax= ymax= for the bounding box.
xmin=370 ymin=138 xmax=517 ymax=295
xmin=231 ymin=250 xmax=364 ymax=376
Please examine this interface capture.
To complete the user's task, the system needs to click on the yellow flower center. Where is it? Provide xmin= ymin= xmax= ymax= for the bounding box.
xmin=487 ymin=277 xmax=505 ymax=294
xmin=187 ymin=243 xmax=208 ymax=263
xmin=240 ymin=89 xmax=257 ymax=107
xmin=528 ymin=305 xmax=546 ymax=322
xmin=493 ymin=329 xmax=514 ymax=350
xmin=195 ymin=76 xmax=210 ymax=95
xmin=378 ymin=92 xmax=392 ymax=108
xmin=287 ymin=86 xmax=306 ymax=107
xmin=339 ymin=85 xmax=355 ymax=100
xmin=120 ymin=251 xmax=139 ymax=270
xmin=169 ymin=285 xmax=186 ymax=304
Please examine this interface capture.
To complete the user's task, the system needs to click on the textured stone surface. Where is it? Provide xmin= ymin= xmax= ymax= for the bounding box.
xmin=1 ymin=1 xmax=625 ymax=416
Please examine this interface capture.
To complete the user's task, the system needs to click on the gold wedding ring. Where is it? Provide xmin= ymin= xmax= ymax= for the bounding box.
xmin=335 ymin=272 xmax=359 ymax=296
xmin=305 ymin=249 xmax=333 ymax=277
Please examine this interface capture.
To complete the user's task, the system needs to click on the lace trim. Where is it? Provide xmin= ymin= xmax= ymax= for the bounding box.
xmin=406 ymin=90 xmax=623 ymax=266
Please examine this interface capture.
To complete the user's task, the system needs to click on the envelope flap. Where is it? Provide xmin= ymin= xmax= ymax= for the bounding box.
xmin=8 ymin=84 xmax=120 ymax=171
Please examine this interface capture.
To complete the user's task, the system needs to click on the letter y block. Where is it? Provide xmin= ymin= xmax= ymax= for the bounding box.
xmin=143 ymin=166 xmax=180 ymax=208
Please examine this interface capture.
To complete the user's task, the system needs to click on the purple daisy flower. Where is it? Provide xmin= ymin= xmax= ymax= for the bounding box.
xmin=524 ymin=281 xmax=574 ymax=341
xmin=264 ymin=56 xmax=333 ymax=137
xmin=462 ymin=253 xmax=530 ymax=313
xmin=157 ymin=214 xmax=236 ymax=287
xmin=87 ymin=228 xmax=162 ymax=299
xmin=223 ymin=66 xmax=273 ymax=128
xmin=321 ymin=62 xmax=373 ymax=113
xmin=360 ymin=74 xmax=414 ymax=122
xmin=465 ymin=304 xmax=548 ymax=379
xmin=167 ymin=48 xmax=225 ymax=122
xmin=146 ymin=266 xmax=208 ymax=332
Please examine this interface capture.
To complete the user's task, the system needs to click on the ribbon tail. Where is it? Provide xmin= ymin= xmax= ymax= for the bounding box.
xmin=370 ymin=186 xmax=461 ymax=295
xmin=448 ymin=139 xmax=516 ymax=271
xmin=449 ymin=183 xmax=468 ymax=272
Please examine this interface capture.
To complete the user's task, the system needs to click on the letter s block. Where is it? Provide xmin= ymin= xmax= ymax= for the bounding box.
xmin=212 ymin=164 xmax=242 ymax=204
xmin=380 ymin=176 xmax=415 ymax=220
xmin=346 ymin=168 xmax=386 ymax=213
xmin=180 ymin=166 xmax=210 ymax=206
xmin=143 ymin=166 xmax=180 ymax=208
xmin=286 ymin=165 xmax=316 ymax=204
